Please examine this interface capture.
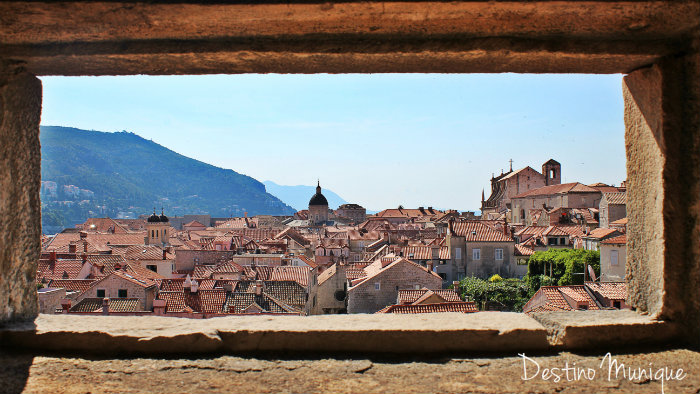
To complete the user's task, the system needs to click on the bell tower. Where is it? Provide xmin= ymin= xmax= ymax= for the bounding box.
xmin=542 ymin=159 xmax=561 ymax=186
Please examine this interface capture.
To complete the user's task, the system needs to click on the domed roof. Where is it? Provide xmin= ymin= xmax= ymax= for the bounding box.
xmin=159 ymin=208 xmax=169 ymax=223
xmin=147 ymin=208 xmax=161 ymax=223
xmin=309 ymin=181 xmax=329 ymax=207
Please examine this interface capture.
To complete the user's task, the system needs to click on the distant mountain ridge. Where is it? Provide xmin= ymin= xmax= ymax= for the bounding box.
xmin=40 ymin=126 xmax=295 ymax=231
xmin=263 ymin=181 xmax=349 ymax=212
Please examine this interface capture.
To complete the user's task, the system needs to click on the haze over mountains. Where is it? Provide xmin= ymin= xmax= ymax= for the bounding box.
xmin=40 ymin=126 xmax=296 ymax=232
xmin=262 ymin=181 xmax=349 ymax=212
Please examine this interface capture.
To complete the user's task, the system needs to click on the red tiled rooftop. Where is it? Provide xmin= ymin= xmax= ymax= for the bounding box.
xmin=603 ymin=192 xmax=627 ymax=205
xmin=450 ymin=221 xmax=512 ymax=242
xmin=397 ymin=289 xmax=461 ymax=304
xmin=376 ymin=302 xmax=478 ymax=314
xmin=602 ymin=234 xmax=627 ymax=245
xmin=586 ymin=281 xmax=627 ymax=300
xmin=512 ymin=182 xmax=599 ymax=199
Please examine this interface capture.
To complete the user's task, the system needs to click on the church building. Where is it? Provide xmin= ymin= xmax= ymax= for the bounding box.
xmin=308 ymin=181 xmax=329 ymax=225
xmin=481 ymin=159 xmax=561 ymax=219
xmin=145 ymin=208 xmax=170 ymax=246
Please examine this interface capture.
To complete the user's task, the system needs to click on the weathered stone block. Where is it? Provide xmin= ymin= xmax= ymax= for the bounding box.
xmin=624 ymin=48 xmax=700 ymax=345
xmin=0 ymin=65 xmax=42 ymax=324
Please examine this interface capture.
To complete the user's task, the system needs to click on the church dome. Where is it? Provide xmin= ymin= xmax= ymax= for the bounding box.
xmin=309 ymin=181 xmax=329 ymax=207
xmin=147 ymin=209 xmax=161 ymax=223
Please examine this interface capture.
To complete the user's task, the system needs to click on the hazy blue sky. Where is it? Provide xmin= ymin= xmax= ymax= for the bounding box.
xmin=40 ymin=74 xmax=625 ymax=212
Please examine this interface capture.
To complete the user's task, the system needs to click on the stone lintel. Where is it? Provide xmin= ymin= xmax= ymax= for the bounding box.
xmin=0 ymin=1 xmax=698 ymax=75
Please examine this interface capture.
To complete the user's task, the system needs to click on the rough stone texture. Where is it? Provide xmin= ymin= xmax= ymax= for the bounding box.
xmin=0 ymin=1 xmax=698 ymax=75
xmin=1 ymin=349 xmax=699 ymax=394
xmin=1 ymin=313 xmax=549 ymax=355
xmin=624 ymin=44 xmax=700 ymax=345
xmin=0 ymin=64 xmax=42 ymax=324
xmin=531 ymin=310 xmax=680 ymax=349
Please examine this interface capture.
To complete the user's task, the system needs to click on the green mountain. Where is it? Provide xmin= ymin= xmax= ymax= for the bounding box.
xmin=40 ymin=126 xmax=295 ymax=232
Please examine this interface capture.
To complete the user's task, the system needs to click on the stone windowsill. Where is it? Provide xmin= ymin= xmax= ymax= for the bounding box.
xmin=0 ymin=310 xmax=677 ymax=356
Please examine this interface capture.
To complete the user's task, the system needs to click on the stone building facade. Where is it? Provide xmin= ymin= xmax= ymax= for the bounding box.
xmin=481 ymin=159 xmax=560 ymax=219
xmin=311 ymin=263 xmax=348 ymax=314
xmin=599 ymin=192 xmax=627 ymax=228
xmin=308 ymin=181 xmax=329 ymax=225
xmin=335 ymin=203 xmax=366 ymax=223
xmin=347 ymin=258 xmax=441 ymax=314
xmin=77 ymin=270 xmax=158 ymax=311
xmin=444 ymin=221 xmax=518 ymax=282
xmin=600 ymin=234 xmax=627 ymax=282
xmin=510 ymin=183 xmax=602 ymax=225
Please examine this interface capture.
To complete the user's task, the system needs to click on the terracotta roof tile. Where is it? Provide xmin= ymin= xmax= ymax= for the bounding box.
xmin=450 ymin=221 xmax=512 ymax=242
xmin=586 ymin=282 xmax=627 ymax=300
xmin=513 ymin=182 xmax=599 ymax=199
xmin=70 ymin=298 xmax=141 ymax=312
xmin=514 ymin=244 xmax=535 ymax=256
xmin=603 ymin=192 xmax=626 ymax=205
xmin=46 ymin=279 xmax=96 ymax=293
xmin=236 ymin=280 xmax=307 ymax=309
xmin=397 ymin=289 xmax=461 ymax=304
xmin=37 ymin=259 xmax=84 ymax=281
xmin=224 ymin=292 xmax=298 ymax=314
xmin=586 ymin=228 xmax=620 ymax=239
xmin=602 ymin=234 xmax=627 ymax=245
xmin=270 ymin=266 xmax=311 ymax=287
xmin=376 ymin=302 xmax=477 ymax=314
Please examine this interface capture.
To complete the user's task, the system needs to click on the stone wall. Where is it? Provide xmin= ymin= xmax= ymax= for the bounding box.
xmin=0 ymin=65 xmax=41 ymax=324
xmin=347 ymin=261 xmax=441 ymax=314
xmin=174 ymin=250 xmax=238 ymax=271
xmin=78 ymin=275 xmax=155 ymax=311
xmin=600 ymin=244 xmax=626 ymax=282
xmin=37 ymin=288 xmax=65 ymax=314
xmin=624 ymin=48 xmax=700 ymax=342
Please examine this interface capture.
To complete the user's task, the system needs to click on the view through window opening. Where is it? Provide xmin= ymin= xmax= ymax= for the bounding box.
xmin=36 ymin=73 xmax=629 ymax=318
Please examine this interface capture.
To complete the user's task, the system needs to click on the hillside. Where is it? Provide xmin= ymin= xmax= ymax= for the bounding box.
xmin=263 ymin=181 xmax=349 ymax=211
xmin=40 ymin=126 xmax=295 ymax=232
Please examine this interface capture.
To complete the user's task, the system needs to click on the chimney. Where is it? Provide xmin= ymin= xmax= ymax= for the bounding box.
xmin=153 ymin=299 xmax=166 ymax=316
xmin=83 ymin=241 xmax=88 ymax=253
xmin=431 ymin=245 xmax=439 ymax=260
xmin=79 ymin=231 xmax=87 ymax=240
xmin=68 ymin=243 xmax=77 ymax=254
xmin=255 ymin=280 xmax=263 ymax=296
xmin=452 ymin=281 xmax=460 ymax=289
xmin=81 ymin=253 xmax=87 ymax=264
xmin=162 ymin=248 xmax=167 ymax=260
xmin=190 ymin=279 xmax=199 ymax=293
xmin=61 ymin=299 xmax=72 ymax=313
xmin=102 ymin=298 xmax=110 ymax=315
xmin=426 ymin=261 xmax=434 ymax=272
xmin=244 ymin=211 xmax=248 ymax=218
xmin=49 ymin=250 xmax=57 ymax=264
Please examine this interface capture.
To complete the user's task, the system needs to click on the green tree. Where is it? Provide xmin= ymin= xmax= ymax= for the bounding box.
xmin=524 ymin=248 xmax=600 ymax=297
xmin=456 ymin=276 xmax=530 ymax=312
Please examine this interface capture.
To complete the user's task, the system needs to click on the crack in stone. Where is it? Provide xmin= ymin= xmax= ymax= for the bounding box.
xmin=158 ymin=364 xmax=263 ymax=373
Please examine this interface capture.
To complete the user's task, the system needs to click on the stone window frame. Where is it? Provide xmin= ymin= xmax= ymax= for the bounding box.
xmin=0 ymin=0 xmax=698 ymax=352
